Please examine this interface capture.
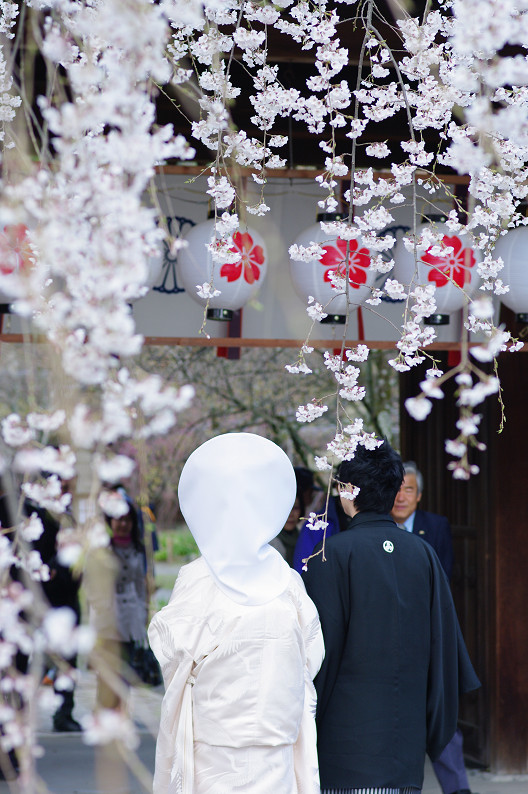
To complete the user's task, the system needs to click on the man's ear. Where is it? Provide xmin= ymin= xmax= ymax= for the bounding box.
xmin=339 ymin=483 xmax=355 ymax=500
xmin=417 ymin=491 xmax=422 ymax=505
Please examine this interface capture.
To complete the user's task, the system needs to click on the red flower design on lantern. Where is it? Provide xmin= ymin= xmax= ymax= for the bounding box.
xmin=0 ymin=224 xmax=31 ymax=275
xmin=421 ymin=235 xmax=475 ymax=288
xmin=320 ymin=238 xmax=370 ymax=288
xmin=220 ymin=231 xmax=265 ymax=284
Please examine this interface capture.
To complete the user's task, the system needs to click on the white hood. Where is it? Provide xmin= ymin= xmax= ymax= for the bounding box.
xmin=178 ymin=432 xmax=296 ymax=606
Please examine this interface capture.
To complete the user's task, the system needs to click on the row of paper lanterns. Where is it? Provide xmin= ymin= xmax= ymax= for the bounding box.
xmin=1 ymin=216 xmax=527 ymax=323
xmin=169 ymin=212 xmax=528 ymax=325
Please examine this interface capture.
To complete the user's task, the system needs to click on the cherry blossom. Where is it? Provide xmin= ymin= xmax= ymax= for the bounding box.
xmin=82 ymin=709 xmax=139 ymax=751
xmin=19 ymin=514 xmax=44 ymax=543
xmin=296 ymin=401 xmax=329 ymax=423
xmin=197 ymin=282 xmax=222 ymax=300
xmin=405 ymin=396 xmax=433 ymax=421
xmin=305 ymin=512 xmax=329 ymax=533
xmin=95 ymin=455 xmax=136 ymax=484
xmin=314 ymin=455 xmax=332 ymax=471
xmin=0 ymin=224 xmax=31 ymax=275
xmin=306 ymin=295 xmax=328 ymax=322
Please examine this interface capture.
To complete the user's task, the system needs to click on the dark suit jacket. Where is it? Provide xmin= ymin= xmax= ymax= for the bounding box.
xmin=412 ymin=509 xmax=454 ymax=580
xmin=302 ymin=511 xmax=479 ymax=790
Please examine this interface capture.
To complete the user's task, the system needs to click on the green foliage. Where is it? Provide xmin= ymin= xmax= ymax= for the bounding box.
xmin=136 ymin=346 xmax=399 ymax=523
xmin=154 ymin=528 xmax=199 ymax=562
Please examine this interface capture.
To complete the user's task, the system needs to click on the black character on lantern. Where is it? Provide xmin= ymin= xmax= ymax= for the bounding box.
xmin=153 ymin=216 xmax=196 ymax=295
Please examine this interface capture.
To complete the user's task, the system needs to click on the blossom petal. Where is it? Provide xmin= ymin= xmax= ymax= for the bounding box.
xmin=453 ymin=265 xmax=470 ymax=287
xmin=244 ymin=263 xmax=259 ymax=284
xmin=428 ymin=267 xmax=449 ymax=287
xmin=443 ymin=235 xmax=463 ymax=256
xmin=352 ymin=247 xmax=371 ymax=270
xmin=220 ymin=262 xmax=242 ymax=282
xmin=422 ymin=248 xmax=447 ymax=268
xmin=320 ymin=244 xmax=345 ymax=268
xmin=232 ymin=232 xmax=254 ymax=254
xmin=249 ymin=244 xmax=265 ymax=266
xmin=348 ymin=266 xmax=368 ymax=287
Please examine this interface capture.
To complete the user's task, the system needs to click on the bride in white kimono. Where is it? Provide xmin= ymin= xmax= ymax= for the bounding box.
xmin=148 ymin=432 xmax=324 ymax=794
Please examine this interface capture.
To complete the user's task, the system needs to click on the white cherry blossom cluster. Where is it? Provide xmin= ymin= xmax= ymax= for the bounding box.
xmin=163 ymin=0 xmax=526 ymax=483
xmin=0 ymin=0 xmax=197 ymax=764
xmin=292 ymin=342 xmax=378 ymax=469
xmin=296 ymin=401 xmax=329 ymax=423
xmin=306 ymin=295 xmax=328 ymax=322
xmin=326 ymin=426 xmax=384 ymax=462
xmin=305 ymin=511 xmax=329 ymax=533
xmin=82 ymin=708 xmax=139 ymax=751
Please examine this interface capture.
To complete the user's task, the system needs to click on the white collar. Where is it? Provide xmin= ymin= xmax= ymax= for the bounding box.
xmin=403 ymin=511 xmax=416 ymax=532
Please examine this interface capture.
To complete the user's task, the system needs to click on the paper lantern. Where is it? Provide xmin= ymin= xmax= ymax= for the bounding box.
xmin=493 ymin=226 xmax=528 ymax=322
xmin=177 ymin=218 xmax=268 ymax=320
xmin=121 ymin=231 xmax=168 ymax=301
xmin=289 ymin=213 xmax=377 ymax=323
xmin=392 ymin=216 xmax=481 ymax=324
xmin=145 ymin=244 xmax=165 ymax=290
xmin=0 ymin=222 xmax=32 ymax=310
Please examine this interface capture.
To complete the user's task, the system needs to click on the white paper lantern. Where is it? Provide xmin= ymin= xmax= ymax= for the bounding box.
xmin=392 ymin=217 xmax=481 ymax=324
xmin=290 ymin=214 xmax=377 ymax=323
xmin=123 ymin=223 xmax=171 ymax=300
xmin=145 ymin=244 xmax=165 ymax=290
xmin=493 ymin=226 xmax=528 ymax=322
xmin=177 ymin=219 xmax=268 ymax=319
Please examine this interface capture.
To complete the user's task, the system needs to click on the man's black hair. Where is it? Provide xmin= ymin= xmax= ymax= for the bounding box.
xmin=337 ymin=441 xmax=404 ymax=514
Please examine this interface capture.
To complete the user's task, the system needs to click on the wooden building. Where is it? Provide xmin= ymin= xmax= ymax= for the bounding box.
xmin=400 ymin=314 xmax=528 ymax=773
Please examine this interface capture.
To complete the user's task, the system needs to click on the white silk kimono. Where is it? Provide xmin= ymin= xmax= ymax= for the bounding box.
xmin=148 ymin=557 xmax=324 ymax=794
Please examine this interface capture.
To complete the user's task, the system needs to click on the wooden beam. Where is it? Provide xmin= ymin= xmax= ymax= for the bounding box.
xmin=142 ymin=337 xmax=527 ymax=350
xmin=1 ymin=333 xmax=524 ymax=351
xmin=156 ymin=163 xmax=471 ymax=185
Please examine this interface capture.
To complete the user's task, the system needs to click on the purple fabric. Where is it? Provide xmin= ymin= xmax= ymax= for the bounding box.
xmin=293 ymin=495 xmax=341 ymax=573
xmin=432 ymin=728 xmax=470 ymax=794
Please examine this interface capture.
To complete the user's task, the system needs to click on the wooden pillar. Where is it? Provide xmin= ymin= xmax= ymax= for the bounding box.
xmin=399 ymin=341 xmax=528 ymax=773
xmin=487 ymin=343 xmax=528 ymax=772
xmin=399 ymin=353 xmax=489 ymax=768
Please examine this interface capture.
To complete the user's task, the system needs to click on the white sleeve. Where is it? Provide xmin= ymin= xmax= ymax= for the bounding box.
xmin=148 ymin=612 xmax=197 ymax=794
xmin=291 ymin=574 xmax=325 ymax=794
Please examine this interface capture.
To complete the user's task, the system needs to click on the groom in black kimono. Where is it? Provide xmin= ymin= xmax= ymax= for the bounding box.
xmin=303 ymin=441 xmax=480 ymax=794
xmin=392 ymin=461 xmax=474 ymax=794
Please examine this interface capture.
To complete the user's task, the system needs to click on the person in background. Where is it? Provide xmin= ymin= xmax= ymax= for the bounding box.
xmin=149 ymin=433 xmax=324 ymax=794
xmin=84 ymin=499 xmax=147 ymax=710
xmin=293 ymin=469 xmax=347 ymax=574
xmin=293 ymin=466 xmax=315 ymax=510
xmin=391 ymin=461 xmax=453 ymax=576
xmin=270 ymin=480 xmax=304 ymax=566
xmin=0 ymin=480 xmax=23 ymax=779
xmin=303 ymin=441 xmax=480 ymax=794
xmin=24 ymin=476 xmax=82 ymax=732
xmin=138 ymin=501 xmax=159 ymax=556
xmin=391 ymin=461 xmax=475 ymax=794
